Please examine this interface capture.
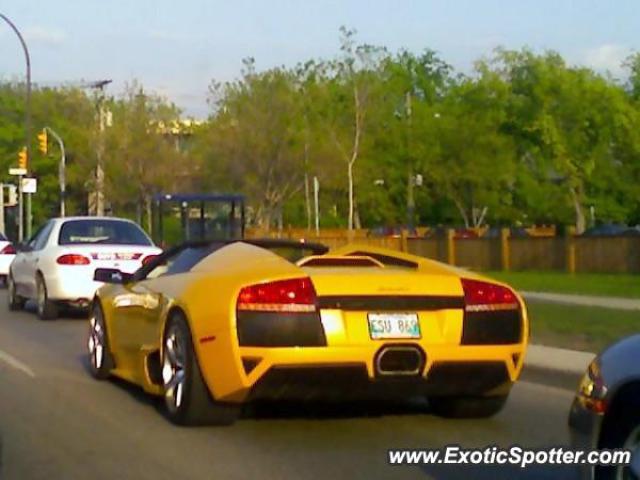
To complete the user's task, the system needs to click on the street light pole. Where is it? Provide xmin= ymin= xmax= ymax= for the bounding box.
xmin=1 ymin=13 xmax=31 ymax=241
xmin=44 ymin=127 xmax=66 ymax=217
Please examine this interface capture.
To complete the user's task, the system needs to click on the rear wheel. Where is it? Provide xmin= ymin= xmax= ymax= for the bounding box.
xmin=162 ymin=312 xmax=239 ymax=426
xmin=87 ymin=302 xmax=114 ymax=379
xmin=430 ymin=395 xmax=508 ymax=418
xmin=7 ymin=274 xmax=25 ymax=311
xmin=36 ymin=274 xmax=58 ymax=320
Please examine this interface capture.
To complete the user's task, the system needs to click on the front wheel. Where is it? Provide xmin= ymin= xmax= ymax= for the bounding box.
xmin=597 ymin=401 xmax=640 ymax=480
xmin=87 ymin=302 xmax=115 ymax=380
xmin=162 ymin=312 xmax=239 ymax=426
xmin=429 ymin=395 xmax=508 ymax=418
xmin=7 ymin=275 xmax=26 ymax=311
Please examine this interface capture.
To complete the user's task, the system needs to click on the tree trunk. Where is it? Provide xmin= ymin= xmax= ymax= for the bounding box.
xmin=136 ymin=199 xmax=143 ymax=226
xmin=276 ymin=204 xmax=283 ymax=232
xmin=570 ymin=185 xmax=586 ymax=234
xmin=348 ymin=161 xmax=354 ymax=230
xmin=453 ymin=198 xmax=470 ymax=228
xmin=304 ymin=172 xmax=311 ymax=231
xmin=347 ymin=83 xmax=362 ymax=231
xmin=145 ymin=195 xmax=152 ymax=234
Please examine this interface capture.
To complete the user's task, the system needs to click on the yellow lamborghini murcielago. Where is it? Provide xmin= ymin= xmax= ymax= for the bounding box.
xmin=87 ymin=239 xmax=528 ymax=425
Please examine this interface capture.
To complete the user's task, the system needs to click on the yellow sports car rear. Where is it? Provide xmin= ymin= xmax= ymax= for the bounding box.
xmin=88 ymin=240 xmax=528 ymax=425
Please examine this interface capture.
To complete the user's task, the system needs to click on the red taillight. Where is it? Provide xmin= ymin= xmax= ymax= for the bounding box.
xmin=56 ymin=254 xmax=91 ymax=265
xmin=1 ymin=244 xmax=16 ymax=255
xmin=461 ymin=278 xmax=519 ymax=312
xmin=237 ymin=277 xmax=317 ymax=313
xmin=142 ymin=254 xmax=159 ymax=266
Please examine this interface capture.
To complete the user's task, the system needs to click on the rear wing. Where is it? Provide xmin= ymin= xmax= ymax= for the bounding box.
xmin=329 ymin=244 xmax=419 ymax=269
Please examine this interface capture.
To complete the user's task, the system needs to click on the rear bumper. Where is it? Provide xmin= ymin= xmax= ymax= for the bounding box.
xmin=200 ymin=339 xmax=524 ymax=403
xmin=0 ymin=255 xmax=13 ymax=275
xmin=43 ymin=267 xmax=104 ymax=302
xmin=248 ymin=362 xmax=512 ymax=402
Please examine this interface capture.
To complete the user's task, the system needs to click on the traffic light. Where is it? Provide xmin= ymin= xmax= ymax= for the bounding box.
xmin=18 ymin=147 xmax=28 ymax=170
xmin=38 ymin=129 xmax=48 ymax=154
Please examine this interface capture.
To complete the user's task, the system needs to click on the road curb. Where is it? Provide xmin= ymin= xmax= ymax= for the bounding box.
xmin=522 ymin=291 xmax=640 ymax=311
xmin=520 ymin=364 xmax=583 ymax=391
xmin=521 ymin=344 xmax=595 ymax=391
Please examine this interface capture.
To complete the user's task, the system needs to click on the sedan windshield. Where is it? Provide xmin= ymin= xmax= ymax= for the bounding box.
xmin=58 ymin=219 xmax=152 ymax=246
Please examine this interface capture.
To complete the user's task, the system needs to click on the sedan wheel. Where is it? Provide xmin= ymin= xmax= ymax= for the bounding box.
xmin=36 ymin=275 xmax=58 ymax=320
xmin=600 ymin=402 xmax=640 ymax=480
xmin=617 ymin=424 xmax=640 ymax=480
xmin=7 ymin=275 xmax=26 ymax=311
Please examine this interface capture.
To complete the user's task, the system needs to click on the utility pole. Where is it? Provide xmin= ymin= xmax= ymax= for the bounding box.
xmin=1 ymin=13 xmax=31 ymax=241
xmin=94 ymin=80 xmax=111 ymax=216
xmin=78 ymin=79 xmax=111 ymax=215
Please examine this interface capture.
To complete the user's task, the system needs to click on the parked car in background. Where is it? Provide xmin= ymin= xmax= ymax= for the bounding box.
xmin=424 ymin=226 xmax=480 ymax=239
xmin=0 ymin=231 xmax=16 ymax=286
xmin=7 ymin=217 xmax=162 ymax=320
xmin=581 ymin=223 xmax=640 ymax=237
xmin=367 ymin=225 xmax=418 ymax=238
xmin=568 ymin=334 xmax=640 ymax=479
xmin=483 ymin=226 xmax=530 ymax=239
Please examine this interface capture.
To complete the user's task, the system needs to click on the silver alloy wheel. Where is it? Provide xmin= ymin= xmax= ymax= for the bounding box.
xmin=88 ymin=310 xmax=105 ymax=370
xmin=617 ymin=424 xmax=640 ymax=480
xmin=162 ymin=324 xmax=186 ymax=413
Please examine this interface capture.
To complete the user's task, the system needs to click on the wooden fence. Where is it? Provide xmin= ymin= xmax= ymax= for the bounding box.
xmin=246 ymin=228 xmax=640 ymax=274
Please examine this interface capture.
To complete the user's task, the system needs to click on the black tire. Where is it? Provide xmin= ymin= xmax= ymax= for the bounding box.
xmin=597 ymin=399 xmax=640 ymax=480
xmin=7 ymin=274 xmax=26 ymax=311
xmin=430 ymin=394 xmax=508 ymax=418
xmin=0 ymin=275 xmax=7 ymax=288
xmin=87 ymin=301 xmax=115 ymax=380
xmin=36 ymin=274 xmax=58 ymax=320
xmin=162 ymin=312 xmax=239 ymax=426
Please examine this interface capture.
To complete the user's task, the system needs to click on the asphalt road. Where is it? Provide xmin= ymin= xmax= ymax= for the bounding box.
xmin=0 ymin=290 xmax=580 ymax=480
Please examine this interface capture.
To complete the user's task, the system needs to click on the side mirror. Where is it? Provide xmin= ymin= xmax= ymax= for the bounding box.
xmin=94 ymin=268 xmax=132 ymax=284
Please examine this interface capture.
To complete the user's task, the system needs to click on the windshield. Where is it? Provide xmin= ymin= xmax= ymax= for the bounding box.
xmin=58 ymin=219 xmax=152 ymax=246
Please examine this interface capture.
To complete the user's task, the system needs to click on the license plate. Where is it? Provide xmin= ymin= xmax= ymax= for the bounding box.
xmin=367 ymin=313 xmax=420 ymax=339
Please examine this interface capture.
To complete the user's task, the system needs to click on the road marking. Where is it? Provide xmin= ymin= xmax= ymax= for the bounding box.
xmin=0 ymin=349 xmax=36 ymax=378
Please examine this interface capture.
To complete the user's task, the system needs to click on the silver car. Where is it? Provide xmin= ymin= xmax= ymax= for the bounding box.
xmin=569 ymin=334 xmax=640 ymax=479
xmin=7 ymin=216 xmax=161 ymax=320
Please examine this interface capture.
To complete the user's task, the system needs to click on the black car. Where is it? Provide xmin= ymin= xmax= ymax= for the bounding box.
xmin=569 ymin=334 xmax=640 ymax=479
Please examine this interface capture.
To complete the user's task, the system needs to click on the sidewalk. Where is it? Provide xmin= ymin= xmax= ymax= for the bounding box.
xmin=522 ymin=344 xmax=595 ymax=390
xmin=522 ymin=291 xmax=640 ymax=311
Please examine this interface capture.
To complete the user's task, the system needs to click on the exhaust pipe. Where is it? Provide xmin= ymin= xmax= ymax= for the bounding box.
xmin=375 ymin=346 xmax=425 ymax=376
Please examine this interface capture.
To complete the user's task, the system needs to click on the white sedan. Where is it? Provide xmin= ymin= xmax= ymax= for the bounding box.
xmin=8 ymin=216 xmax=162 ymax=320
xmin=0 ymin=231 xmax=16 ymax=285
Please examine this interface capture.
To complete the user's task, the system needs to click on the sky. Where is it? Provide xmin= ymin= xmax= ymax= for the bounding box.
xmin=1 ymin=0 xmax=638 ymax=118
